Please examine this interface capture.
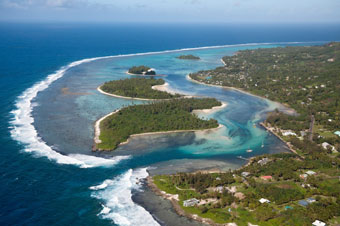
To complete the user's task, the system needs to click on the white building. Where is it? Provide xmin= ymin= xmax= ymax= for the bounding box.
xmin=259 ymin=198 xmax=270 ymax=204
xmin=282 ymin=130 xmax=297 ymax=136
xmin=215 ymin=186 xmax=224 ymax=193
xmin=312 ymin=220 xmax=326 ymax=226
xmin=306 ymin=197 xmax=316 ymax=203
xmin=241 ymin=172 xmax=250 ymax=177
xmin=257 ymin=157 xmax=269 ymax=166
xmin=322 ymin=142 xmax=336 ymax=152
xmin=183 ymin=198 xmax=199 ymax=207
xmin=306 ymin=170 xmax=316 ymax=176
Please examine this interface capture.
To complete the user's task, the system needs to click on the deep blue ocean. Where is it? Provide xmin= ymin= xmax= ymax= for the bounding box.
xmin=0 ymin=23 xmax=340 ymax=226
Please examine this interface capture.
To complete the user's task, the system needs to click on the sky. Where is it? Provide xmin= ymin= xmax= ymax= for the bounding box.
xmin=0 ymin=0 xmax=339 ymax=23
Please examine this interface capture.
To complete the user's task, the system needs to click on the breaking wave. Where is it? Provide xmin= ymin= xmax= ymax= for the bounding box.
xmin=90 ymin=168 xmax=160 ymax=226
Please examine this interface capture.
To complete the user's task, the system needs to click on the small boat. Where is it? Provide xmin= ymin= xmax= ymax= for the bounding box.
xmin=246 ymin=149 xmax=253 ymax=153
xmin=261 ymin=140 xmax=264 ymax=148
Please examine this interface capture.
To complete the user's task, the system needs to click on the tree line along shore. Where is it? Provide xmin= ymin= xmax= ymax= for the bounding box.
xmin=152 ymin=43 xmax=340 ymax=225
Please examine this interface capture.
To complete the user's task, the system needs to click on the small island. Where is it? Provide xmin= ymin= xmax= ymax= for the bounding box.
xmin=99 ymin=77 xmax=182 ymax=100
xmin=128 ymin=65 xmax=156 ymax=75
xmin=176 ymin=54 xmax=201 ymax=60
xmin=94 ymin=98 xmax=222 ymax=151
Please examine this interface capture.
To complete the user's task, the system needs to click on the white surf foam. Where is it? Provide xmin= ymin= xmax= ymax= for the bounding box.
xmin=9 ymin=41 xmax=323 ymax=166
xmin=91 ymin=168 xmax=160 ymax=226
xmin=89 ymin=179 xmax=113 ymax=190
xmin=99 ymin=204 xmax=111 ymax=215
xmin=70 ymin=154 xmax=131 ymax=168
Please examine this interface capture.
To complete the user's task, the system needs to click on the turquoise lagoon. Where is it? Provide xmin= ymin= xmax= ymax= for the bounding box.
xmin=22 ymin=43 xmax=300 ymax=225
xmin=32 ymin=44 xmax=291 ymax=172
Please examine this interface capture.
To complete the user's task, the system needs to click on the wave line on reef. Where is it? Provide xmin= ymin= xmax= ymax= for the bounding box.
xmin=9 ymin=56 xmax=130 ymax=168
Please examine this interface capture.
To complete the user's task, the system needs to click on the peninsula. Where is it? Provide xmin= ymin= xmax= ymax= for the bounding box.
xmin=128 ymin=65 xmax=156 ymax=75
xmin=151 ymin=43 xmax=340 ymax=225
xmin=176 ymin=54 xmax=201 ymax=60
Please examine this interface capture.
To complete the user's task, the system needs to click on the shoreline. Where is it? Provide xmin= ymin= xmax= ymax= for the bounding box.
xmin=192 ymin=102 xmax=227 ymax=115
xmin=118 ymin=124 xmax=224 ymax=147
xmin=97 ymin=86 xmax=159 ymax=101
xmin=259 ymin=122 xmax=303 ymax=158
xmin=186 ymin=74 xmax=297 ymax=116
xmin=220 ymin=58 xmax=227 ymax=66
xmin=146 ymin=177 xmax=220 ymax=226
xmin=93 ymin=109 xmax=120 ymax=145
xmin=98 ymin=83 xmax=197 ymax=101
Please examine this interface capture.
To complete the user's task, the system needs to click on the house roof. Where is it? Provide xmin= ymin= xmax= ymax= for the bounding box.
xmin=307 ymin=197 xmax=316 ymax=203
xmin=259 ymin=198 xmax=270 ymax=203
xmin=306 ymin=170 xmax=316 ymax=175
xmin=184 ymin=198 xmax=199 ymax=202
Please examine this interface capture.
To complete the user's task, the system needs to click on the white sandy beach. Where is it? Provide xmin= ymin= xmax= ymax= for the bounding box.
xmin=126 ymin=71 xmax=142 ymax=76
xmin=151 ymin=82 xmax=176 ymax=94
xmin=98 ymin=83 xmax=197 ymax=101
xmin=94 ymin=109 xmax=119 ymax=144
xmin=221 ymin=58 xmax=227 ymax=66
xmin=192 ymin=102 xmax=227 ymax=115
xmin=97 ymin=86 xmax=158 ymax=101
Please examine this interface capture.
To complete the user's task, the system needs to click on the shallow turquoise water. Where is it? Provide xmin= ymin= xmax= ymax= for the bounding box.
xmin=33 ymin=44 xmax=288 ymax=165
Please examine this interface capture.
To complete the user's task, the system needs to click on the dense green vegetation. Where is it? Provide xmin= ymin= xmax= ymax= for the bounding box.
xmin=100 ymin=77 xmax=181 ymax=99
xmin=176 ymin=54 xmax=200 ymax=60
xmin=153 ymin=152 xmax=340 ymax=225
xmin=128 ymin=65 xmax=156 ymax=75
xmin=97 ymin=98 xmax=221 ymax=150
xmin=190 ymin=42 xmax=340 ymax=150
